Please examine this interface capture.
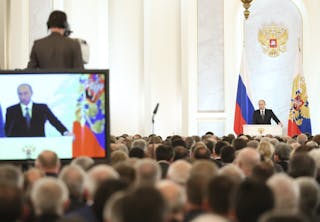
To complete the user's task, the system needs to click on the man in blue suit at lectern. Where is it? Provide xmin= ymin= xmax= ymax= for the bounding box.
xmin=253 ymin=100 xmax=282 ymax=126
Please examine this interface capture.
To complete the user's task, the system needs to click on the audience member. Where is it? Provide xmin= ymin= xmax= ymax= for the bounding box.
xmin=220 ymin=146 xmax=235 ymax=165
xmin=156 ymin=144 xmax=174 ymax=178
xmin=167 ymin=160 xmax=192 ymax=185
xmin=129 ymin=147 xmax=145 ymax=158
xmin=110 ymin=150 xmax=129 ymax=166
xmin=207 ymin=175 xmax=238 ymax=220
xmin=234 ymin=147 xmax=261 ymax=177
xmin=296 ymin=177 xmax=320 ymax=222
xmin=289 ymin=153 xmax=316 ymax=178
xmin=71 ymin=156 xmax=95 ymax=171
xmin=58 ymin=165 xmax=87 ymax=212
xmin=157 ymin=180 xmax=186 ymax=222
xmin=0 ymin=164 xmax=24 ymax=188
xmin=135 ymin=158 xmax=161 ymax=186
xmin=0 ymin=183 xmax=23 ymax=222
xmin=35 ymin=150 xmax=61 ymax=177
xmin=259 ymin=211 xmax=308 ymax=222
xmin=267 ymin=173 xmax=300 ymax=211
xmin=235 ymin=179 xmax=274 ymax=222
xmin=30 ymin=177 xmax=69 ymax=221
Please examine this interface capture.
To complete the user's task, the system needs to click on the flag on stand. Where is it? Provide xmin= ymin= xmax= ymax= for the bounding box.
xmin=234 ymin=50 xmax=255 ymax=135
xmin=288 ymin=49 xmax=311 ymax=136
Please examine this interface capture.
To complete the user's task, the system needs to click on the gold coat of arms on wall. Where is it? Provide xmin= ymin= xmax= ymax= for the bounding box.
xmin=258 ymin=24 xmax=288 ymax=57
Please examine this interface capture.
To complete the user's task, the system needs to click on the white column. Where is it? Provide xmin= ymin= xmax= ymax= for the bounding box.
xmin=0 ymin=0 xmax=9 ymax=69
xmin=8 ymin=0 xmax=30 ymax=69
xmin=109 ymin=0 xmax=144 ymax=136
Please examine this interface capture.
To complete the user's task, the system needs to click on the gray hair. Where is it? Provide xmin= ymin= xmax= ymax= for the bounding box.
xmin=30 ymin=177 xmax=69 ymax=215
xmin=267 ymin=173 xmax=300 ymax=211
xmin=167 ymin=160 xmax=192 ymax=185
xmin=135 ymin=158 xmax=161 ymax=186
xmin=58 ymin=164 xmax=87 ymax=198
xmin=156 ymin=179 xmax=186 ymax=214
xmin=71 ymin=156 xmax=95 ymax=171
xmin=296 ymin=177 xmax=320 ymax=215
xmin=131 ymin=139 xmax=147 ymax=151
xmin=0 ymin=164 xmax=23 ymax=188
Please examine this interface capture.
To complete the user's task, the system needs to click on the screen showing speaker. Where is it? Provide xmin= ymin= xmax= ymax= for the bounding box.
xmin=0 ymin=70 xmax=109 ymax=160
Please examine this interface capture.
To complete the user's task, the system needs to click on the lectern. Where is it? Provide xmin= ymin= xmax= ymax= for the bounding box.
xmin=0 ymin=136 xmax=73 ymax=160
xmin=243 ymin=124 xmax=283 ymax=136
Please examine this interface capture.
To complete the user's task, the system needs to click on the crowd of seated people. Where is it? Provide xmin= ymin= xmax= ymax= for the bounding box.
xmin=1 ymin=132 xmax=320 ymax=222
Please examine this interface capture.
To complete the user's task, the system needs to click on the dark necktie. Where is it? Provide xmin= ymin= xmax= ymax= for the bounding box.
xmin=261 ymin=110 xmax=265 ymax=120
xmin=25 ymin=107 xmax=31 ymax=128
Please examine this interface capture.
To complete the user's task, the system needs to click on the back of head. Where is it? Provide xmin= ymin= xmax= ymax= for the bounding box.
xmin=0 ymin=164 xmax=23 ymax=188
xmin=135 ymin=158 xmax=161 ymax=186
xmin=259 ymin=211 xmax=308 ymax=222
xmin=191 ymin=214 xmax=229 ymax=222
xmin=190 ymin=160 xmax=218 ymax=178
xmin=289 ymin=153 xmax=316 ymax=178
xmin=0 ymin=184 xmax=23 ymax=222
xmin=71 ymin=156 xmax=95 ymax=171
xmin=186 ymin=173 xmax=210 ymax=206
xmin=93 ymin=179 xmax=128 ymax=222
xmin=35 ymin=150 xmax=60 ymax=173
xmin=220 ymin=146 xmax=236 ymax=163
xmin=131 ymin=139 xmax=147 ymax=151
xmin=120 ymin=186 xmax=167 ymax=222
xmin=173 ymin=146 xmax=189 ymax=161
xmin=58 ymin=165 xmax=87 ymax=198
xmin=156 ymin=180 xmax=186 ymax=215
xmin=274 ymin=143 xmax=291 ymax=161
xmin=47 ymin=10 xmax=67 ymax=29
xmin=31 ymin=177 xmax=69 ymax=216
xmin=232 ymin=138 xmax=247 ymax=150
xmin=235 ymin=147 xmax=261 ymax=177
xmin=88 ymin=164 xmax=119 ymax=195
xmin=235 ymin=179 xmax=274 ymax=222
xmin=129 ymin=147 xmax=145 ymax=158
xmin=295 ymin=177 xmax=320 ymax=216
xmin=267 ymin=173 xmax=299 ymax=211
xmin=167 ymin=160 xmax=192 ymax=185
xmin=207 ymin=175 xmax=238 ymax=216
xmin=155 ymin=144 xmax=174 ymax=161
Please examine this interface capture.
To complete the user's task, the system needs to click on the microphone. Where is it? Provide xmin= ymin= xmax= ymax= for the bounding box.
xmin=153 ymin=103 xmax=159 ymax=114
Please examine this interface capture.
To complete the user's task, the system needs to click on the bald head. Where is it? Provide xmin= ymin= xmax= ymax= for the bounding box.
xmin=235 ymin=147 xmax=261 ymax=177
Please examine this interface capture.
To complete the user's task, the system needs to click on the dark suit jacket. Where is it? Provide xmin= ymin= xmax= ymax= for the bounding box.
xmin=5 ymin=103 xmax=68 ymax=137
xmin=253 ymin=109 xmax=280 ymax=124
xmin=27 ymin=32 xmax=84 ymax=69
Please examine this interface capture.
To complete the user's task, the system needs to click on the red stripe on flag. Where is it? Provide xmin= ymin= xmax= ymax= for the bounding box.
xmin=72 ymin=122 xmax=105 ymax=157
xmin=288 ymin=120 xmax=301 ymax=137
xmin=234 ymin=103 xmax=247 ymax=135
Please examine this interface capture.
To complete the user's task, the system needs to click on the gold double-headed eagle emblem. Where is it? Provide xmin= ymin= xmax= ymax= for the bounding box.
xmin=258 ymin=24 xmax=288 ymax=57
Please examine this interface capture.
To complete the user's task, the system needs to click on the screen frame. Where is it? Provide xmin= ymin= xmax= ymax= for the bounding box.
xmin=0 ymin=69 xmax=110 ymax=161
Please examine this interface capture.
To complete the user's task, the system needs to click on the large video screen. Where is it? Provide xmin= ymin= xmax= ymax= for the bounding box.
xmin=0 ymin=70 xmax=109 ymax=160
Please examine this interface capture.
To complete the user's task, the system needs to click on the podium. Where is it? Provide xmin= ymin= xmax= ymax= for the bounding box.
xmin=0 ymin=136 xmax=73 ymax=160
xmin=243 ymin=124 xmax=283 ymax=136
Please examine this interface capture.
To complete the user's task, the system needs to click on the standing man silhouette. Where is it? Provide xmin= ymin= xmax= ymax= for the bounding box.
xmin=27 ymin=10 xmax=84 ymax=69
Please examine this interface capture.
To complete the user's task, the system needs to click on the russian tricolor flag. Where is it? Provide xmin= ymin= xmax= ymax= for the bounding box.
xmin=234 ymin=51 xmax=255 ymax=135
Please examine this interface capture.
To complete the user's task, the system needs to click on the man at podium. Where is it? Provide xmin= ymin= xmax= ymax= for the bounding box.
xmin=253 ymin=100 xmax=282 ymax=126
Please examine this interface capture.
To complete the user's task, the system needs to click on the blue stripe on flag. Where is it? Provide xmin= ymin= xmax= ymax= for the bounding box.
xmin=236 ymin=75 xmax=255 ymax=124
